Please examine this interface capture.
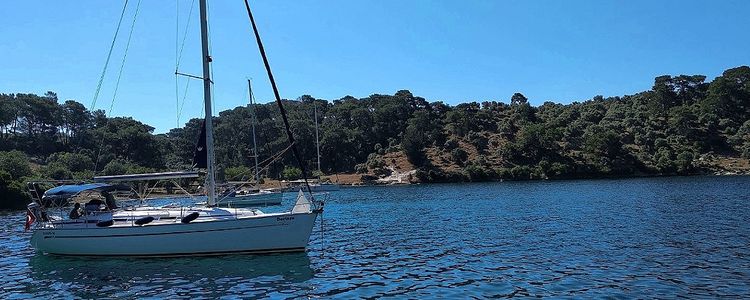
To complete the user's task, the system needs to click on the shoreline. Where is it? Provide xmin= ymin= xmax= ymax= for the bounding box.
xmin=286 ymin=170 xmax=750 ymax=188
xmin=3 ymin=173 xmax=748 ymax=211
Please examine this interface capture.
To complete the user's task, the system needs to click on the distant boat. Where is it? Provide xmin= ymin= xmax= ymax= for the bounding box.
xmin=208 ymin=187 xmax=283 ymax=208
xmin=284 ymin=179 xmax=340 ymax=192
xmin=209 ymin=79 xmax=284 ymax=209
xmin=307 ymin=102 xmax=341 ymax=191
xmin=226 ymin=189 xmax=283 ymax=206
xmin=25 ymin=0 xmax=322 ymax=257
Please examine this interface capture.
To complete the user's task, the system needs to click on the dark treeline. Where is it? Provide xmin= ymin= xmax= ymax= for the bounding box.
xmin=2 ymin=66 xmax=750 ymax=208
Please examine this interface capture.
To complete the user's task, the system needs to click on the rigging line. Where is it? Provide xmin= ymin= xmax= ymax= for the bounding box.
xmin=175 ymin=0 xmax=196 ymax=70
xmin=92 ymin=0 xmax=142 ymax=174
xmin=177 ymin=80 xmax=192 ymax=124
xmin=175 ymin=0 xmax=179 ymax=67
xmin=176 ymin=0 xmax=196 ymax=126
xmin=225 ymin=142 xmax=294 ymax=182
xmin=258 ymin=144 xmax=293 ymax=171
xmin=222 ymin=144 xmax=293 ymax=197
xmin=107 ymin=0 xmax=142 ymax=115
xmin=90 ymin=0 xmax=130 ymax=111
xmin=243 ymin=0 xmax=316 ymax=200
xmin=211 ymin=68 xmax=216 ymax=115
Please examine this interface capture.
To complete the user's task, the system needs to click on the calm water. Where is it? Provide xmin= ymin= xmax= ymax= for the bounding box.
xmin=1 ymin=176 xmax=749 ymax=298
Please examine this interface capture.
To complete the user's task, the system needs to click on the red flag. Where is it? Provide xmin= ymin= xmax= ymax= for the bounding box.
xmin=25 ymin=209 xmax=35 ymax=231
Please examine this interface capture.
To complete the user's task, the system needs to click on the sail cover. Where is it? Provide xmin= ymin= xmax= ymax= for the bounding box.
xmin=192 ymin=120 xmax=207 ymax=168
xmin=42 ymin=183 xmax=116 ymax=201
xmin=94 ymin=171 xmax=200 ymax=182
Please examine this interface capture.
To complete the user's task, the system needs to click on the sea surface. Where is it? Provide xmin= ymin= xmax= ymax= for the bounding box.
xmin=1 ymin=176 xmax=749 ymax=298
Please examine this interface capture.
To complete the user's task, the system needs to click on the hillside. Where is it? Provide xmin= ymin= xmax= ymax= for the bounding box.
xmin=2 ymin=66 xmax=750 ymax=208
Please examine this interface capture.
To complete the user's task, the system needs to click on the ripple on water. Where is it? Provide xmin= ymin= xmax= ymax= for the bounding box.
xmin=1 ymin=176 xmax=749 ymax=298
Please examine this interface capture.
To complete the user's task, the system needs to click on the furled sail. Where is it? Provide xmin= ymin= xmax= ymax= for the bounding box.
xmin=192 ymin=120 xmax=207 ymax=168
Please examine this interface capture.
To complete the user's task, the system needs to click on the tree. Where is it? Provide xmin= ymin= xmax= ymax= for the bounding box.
xmin=0 ymin=94 xmax=20 ymax=141
xmin=61 ymin=100 xmax=92 ymax=146
xmin=402 ymin=110 xmax=440 ymax=166
xmin=583 ymin=126 xmax=622 ymax=158
xmin=94 ymin=117 xmax=165 ymax=169
xmin=510 ymin=93 xmax=528 ymax=106
xmin=502 ymin=124 xmax=560 ymax=165
xmin=703 ymin=66 xmax=750 ymax=122
xmin=0 ymin=66 xmax=748 ymax=188
xmin=15 ymin=92 xmax=62 ymax=155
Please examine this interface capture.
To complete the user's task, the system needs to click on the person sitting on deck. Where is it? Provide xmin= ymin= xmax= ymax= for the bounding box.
xmin=69 ymin=203 xmax=82 ymax=219
xmin=103 ymin=192 xmax=118 ymax=210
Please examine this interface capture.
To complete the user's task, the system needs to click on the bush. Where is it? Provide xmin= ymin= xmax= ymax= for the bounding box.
xmin=583 ymin=129 xmax=622 ymax=157
xmin=654 ymin=148 xmax=675 ymax=173
xmin=47 ymin=152 xmax=94 ymax=173
xmin=654 ymin=138 xmax=670 ymax=150
xmin=373 ymin=167 xmax=391 ymax=177
xmin=467 ymin=132 xmax=489 ymax=152
xmin=0 ymin=151 xmax=33 ymax=180
xmin=675 ymin=151 xmax=694 ymax=174
xmin=0 ymin=170 xmax=30 ymax=209
xmin=509 ymin=165 xmax=536 ymax=180
xmin=443 ymin=138 xmax=459 ymax=150
xmin=546 ymin=162 xmax=571 ymax=178
xmin=354 ymin=163 xmax=368 ymax=174
xmin=281 ymin=166 xmax=302 ymax=180
xmin=45 ymin=162 xmax=72 ymax=180
xmin=225 ymin=166 xmax=252 ymax=181
xmin=103 ymin=160 xmax=128 ymax=176
xmin=451 ymin=148 xmax=468 ymax=164
xmin=415 ymin=167 xmax=467 ymax=183
xmin=464 ymin=163 xmax=494 ymax=182
xmin=101 ymin=159 xmax=152 ymax=176
xmin=366 ymin=157 xmax=385 ymax=170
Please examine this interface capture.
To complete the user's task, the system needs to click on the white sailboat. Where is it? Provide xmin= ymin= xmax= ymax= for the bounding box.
xmin=26 ymin=0 xmax=322 ymax=257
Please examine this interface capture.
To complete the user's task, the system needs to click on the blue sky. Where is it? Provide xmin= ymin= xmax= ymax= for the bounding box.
xmin=1 ymin=0 xmax=748 ymax=133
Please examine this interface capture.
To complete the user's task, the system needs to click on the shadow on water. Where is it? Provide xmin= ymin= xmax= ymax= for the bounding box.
xmin=27 ymin=252 xmax=314 ymax=298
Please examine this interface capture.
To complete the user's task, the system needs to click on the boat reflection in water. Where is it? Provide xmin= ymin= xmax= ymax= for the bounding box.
xmin=29 ymin=252 xmax=313 ymax=298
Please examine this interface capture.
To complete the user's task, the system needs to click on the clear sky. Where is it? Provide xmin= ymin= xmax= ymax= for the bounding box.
xmin=1 ymin=0 xmax=749 ymax=133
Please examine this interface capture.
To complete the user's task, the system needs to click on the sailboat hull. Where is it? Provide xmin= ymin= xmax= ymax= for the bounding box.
xmin=30 ymin=211 xmax=318 ymax=257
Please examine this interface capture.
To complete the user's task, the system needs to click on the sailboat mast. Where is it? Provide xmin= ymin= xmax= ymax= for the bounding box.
xmin=248 ymin=79 xmax=259 ymax=183
xmin=198 ymin=0 xmax=216 ymax=206
xmin=314 ymin=103 xmax=321 ymax=175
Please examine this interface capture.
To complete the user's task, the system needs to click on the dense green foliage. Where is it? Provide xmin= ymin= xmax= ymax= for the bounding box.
xmin=1 ymin=66 xmax=749 ymax=208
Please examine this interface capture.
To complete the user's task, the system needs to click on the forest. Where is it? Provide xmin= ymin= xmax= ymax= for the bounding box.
xmin=1 ymin=66 xmax=749 ymax=209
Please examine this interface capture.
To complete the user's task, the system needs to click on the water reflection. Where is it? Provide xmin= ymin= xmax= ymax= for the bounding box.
xmin=28 ymin=252 xmax=314 ymax=298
